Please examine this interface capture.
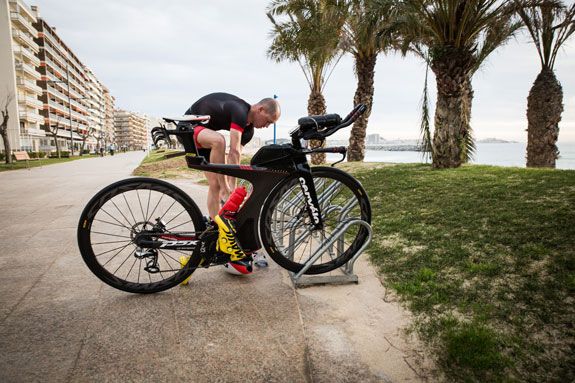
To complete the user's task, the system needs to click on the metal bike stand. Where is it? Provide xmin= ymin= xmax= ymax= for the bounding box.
xmin=288 ymin=219 xmax=373 ymax=288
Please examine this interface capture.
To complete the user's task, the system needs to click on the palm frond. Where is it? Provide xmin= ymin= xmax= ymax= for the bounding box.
xmin=419 ymin=58 xmax=433 ymax=162
xmin=515 ymin=0 xmax=575 ymax=69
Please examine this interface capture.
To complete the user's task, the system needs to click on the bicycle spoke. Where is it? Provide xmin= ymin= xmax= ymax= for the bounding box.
xmin=91 ymin=231 xmax=131 ymax=239
xmin=167 ymin=219 xmax=193 ymax=231
xmin=95 ymin=243 xmax=136 ymax=258
xmin=123 ymin=193 xmax=138 ymax=227
xmin=145 ymin=188 xmax=152 ymax=223
xmin=125 ymin=257 xmax=138 ymax=280
xmin=136 ymin=190 xmax=145 ymax=222
xmin=164 ymin=209 xmax=186 ymax=226
xmin=113 ymin=249 xmax=135 ymax=275
xmin=111 ymin=198 xmax=135 ymax=228
xmin=158 ymin=199 xmax=177 ymax=222
xmin=92 ymin=239 xmax=132 ymax=246
xmin=99 ymin=208 xmax=132 ymax=231
xmin=102 ymin=242 xmax=134 ymax=267
xmin=93 ymin=218 xmax=131 ymax=230
xmin=147 ymin=193 xmax=165 ymax=223
xmin=158 ymin=249 xmax=180 ymax=266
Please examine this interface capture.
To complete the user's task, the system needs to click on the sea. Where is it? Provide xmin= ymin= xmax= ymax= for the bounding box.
xmin=326 ymin=142 xmax=575 ymax=170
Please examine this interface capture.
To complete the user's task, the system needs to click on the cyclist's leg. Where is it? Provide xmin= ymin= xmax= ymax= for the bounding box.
xmin=196 ymin=129 xmax=230 ymax=217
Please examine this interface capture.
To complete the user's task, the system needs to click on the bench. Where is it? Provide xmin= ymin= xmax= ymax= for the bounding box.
xmin=13 ymin=151 xmax=39 ymax=168
xmin=13 ymin=151 xmax=29 ymax=161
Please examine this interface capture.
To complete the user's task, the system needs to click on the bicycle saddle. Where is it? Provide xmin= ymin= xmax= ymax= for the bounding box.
xmin=163 ymin=115 xmax=210 ymax=124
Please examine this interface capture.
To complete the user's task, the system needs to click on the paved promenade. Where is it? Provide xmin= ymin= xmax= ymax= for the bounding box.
xmin=0 ymin=152 xmax=429 ymax=382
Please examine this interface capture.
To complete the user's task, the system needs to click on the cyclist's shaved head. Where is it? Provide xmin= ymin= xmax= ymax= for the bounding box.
xmin=257 ymin=98 xmax=281 ymax=117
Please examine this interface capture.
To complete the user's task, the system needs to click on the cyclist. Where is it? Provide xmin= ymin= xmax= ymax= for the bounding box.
xmin=183 ymin=92 xmax=280 ymax=272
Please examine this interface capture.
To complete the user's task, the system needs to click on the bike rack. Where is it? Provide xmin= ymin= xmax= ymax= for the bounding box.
xmin=268 ymin=177 xmax=373 ymax=287
xmin=287 ymin=219 xmax=373 ymax=288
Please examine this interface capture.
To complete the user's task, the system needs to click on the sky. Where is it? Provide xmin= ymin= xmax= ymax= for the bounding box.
xmin=29 ymin=0 xmax=575 ymax=143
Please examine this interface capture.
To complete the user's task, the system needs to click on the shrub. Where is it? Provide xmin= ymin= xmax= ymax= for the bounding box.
xmin=60 ymin=151 xmax=70 ymax=158
xmin=0 ymin=152 xmax=5 ymax=161
xmin=27 ymin=151 xmax=39 ymax=159
xmin=38 ymin=151 xmax=47 ymax=158
xmin=82 ymin=149 xmax=90 ymax=155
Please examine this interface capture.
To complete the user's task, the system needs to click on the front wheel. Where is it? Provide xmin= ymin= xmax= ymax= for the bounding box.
xmin=260 ymin=167 xmax=371 ymax=274
xmin=77 ymin=178 xmax=206 ymax=293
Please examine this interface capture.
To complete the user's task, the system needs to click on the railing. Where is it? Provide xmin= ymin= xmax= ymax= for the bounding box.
xmin=10 ymin=12 xmax=36 ymax=37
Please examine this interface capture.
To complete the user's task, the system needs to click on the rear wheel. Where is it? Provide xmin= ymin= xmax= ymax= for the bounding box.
xmin=260 ymin=167 xmax=371 ymax=274
xmin=77 ymin=178 xmax=206 ymax=293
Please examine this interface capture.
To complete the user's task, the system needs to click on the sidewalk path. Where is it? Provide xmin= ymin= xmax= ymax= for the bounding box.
xmin=0 ymin=152 xmax=430 ymax=382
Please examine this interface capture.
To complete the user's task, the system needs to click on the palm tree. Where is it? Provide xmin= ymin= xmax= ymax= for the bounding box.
xmin=400 ymin=0 xmax=522 ymax=168
xmin=267 ymin=0 xmax=347 ymax=164
xmin=417 ymin=15 xmax=523 ymax=163
xmin=515 ymin=0 xmax=575 ymax=168
xmin=343 ymin=0 xmax=400 ymax=162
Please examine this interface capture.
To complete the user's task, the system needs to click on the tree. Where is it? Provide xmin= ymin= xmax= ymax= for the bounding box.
xmin=268 ymin=0 xmax=347 ymax=164
xmin=400 ymin=0 xmax=522 ymax=168
xmin=0 ymin=92 xmax=15 ymax=164
xmin=78 ymin=126 xmax=95 ymax=156
xmin=516 ymin=0 xmax=575 ymax=168
xmin=47 ymin=118 xmax=64 ymax=159
xmin=416 ymin=15 xmax=523 ymax=163
xmin=343 ymin=0 xmax=400 ymax=161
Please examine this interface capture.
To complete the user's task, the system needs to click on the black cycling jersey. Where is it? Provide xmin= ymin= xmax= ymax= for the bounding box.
xmin=185 ymin=93 xmax=254 ymax=146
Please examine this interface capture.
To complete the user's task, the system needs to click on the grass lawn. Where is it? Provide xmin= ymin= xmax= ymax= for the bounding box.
xmin=342 ymin=163 xmax=575 ymax=382
xmin=133 ymin=151 xmax=574 ymax=381
xmin=0 ymin=154 xmax=100 ymax=172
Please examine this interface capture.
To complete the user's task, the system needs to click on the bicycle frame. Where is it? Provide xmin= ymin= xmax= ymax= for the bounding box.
xmin=183 ymin=148 xmax=323 ymax=253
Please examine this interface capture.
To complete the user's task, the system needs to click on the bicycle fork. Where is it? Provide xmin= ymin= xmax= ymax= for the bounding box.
xmin=296 ymin=168 xmax=324 ymax=230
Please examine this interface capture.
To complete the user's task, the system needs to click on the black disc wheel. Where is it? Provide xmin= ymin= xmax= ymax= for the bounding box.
xmin=77 ymin=178 xmax=206 ymax=293
xmin=260 ymin=167 xmax=371 ymax=274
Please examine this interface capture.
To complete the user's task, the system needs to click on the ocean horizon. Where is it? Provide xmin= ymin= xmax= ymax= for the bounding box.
xmin=325 ymin=142 xmax=575 ymax=170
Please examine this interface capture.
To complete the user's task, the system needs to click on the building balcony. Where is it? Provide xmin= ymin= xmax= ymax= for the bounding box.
xmin=23 ymin=126 xmax=46 ymax=137
xmin=48 ymin=102 xmax=88 ymax=122
xmin=42 ymin=44 xmax=67 ymax=68
xmin=38 ymin=31 xmax=64 ymax=56
xmin=16 ymin=77 xmax=42 ymax=95
xmin=18 ymin=93 xmax=43 ymax=109
xmin=20 ymin=110 xmax=44 ymax=124
xmin=12 ymin=44 xmax=41 ymax=67
xmin=12 ymin=30 xmax=38 ymax=53
xmin=10 ymin=11 xmax=37 ymax=37
xmin=15 ymin=60 xmax=41 ymax=80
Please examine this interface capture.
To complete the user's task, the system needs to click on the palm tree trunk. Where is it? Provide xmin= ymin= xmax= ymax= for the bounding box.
xmin=308 ymin=90 xmax=327 ymax=165
xmin=348 ymin=53 xmax=377 ymax=162
xmin=431 ymin=50 xmax=474 ymax=169
xmin=526 ymin=68 xmax=562 ymax=168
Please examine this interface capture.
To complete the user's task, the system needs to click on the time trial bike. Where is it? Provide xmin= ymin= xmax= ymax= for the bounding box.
xmin=77 ymin=104 xmax=371 ymax=294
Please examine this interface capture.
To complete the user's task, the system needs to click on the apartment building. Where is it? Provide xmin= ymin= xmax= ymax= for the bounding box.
xmin=35 ymin=17 xmax=92 ymax=154
xmin=0 ymin=0 xmax=44 ymax=152
xmin=102 ymin=86 xmax=115 ymax=148
xmin=0 ymin=0 xmax=114 ymax=155
xmin=114 ymin=110 xmax=147 ymax=151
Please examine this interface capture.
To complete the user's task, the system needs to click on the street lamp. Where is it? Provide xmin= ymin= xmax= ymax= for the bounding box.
xmin=273 ymin=94 xmax=278 ymax=144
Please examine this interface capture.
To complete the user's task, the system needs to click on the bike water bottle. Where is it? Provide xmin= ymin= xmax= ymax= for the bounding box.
xmin=219 ymin=187 xmax=247 ymax=218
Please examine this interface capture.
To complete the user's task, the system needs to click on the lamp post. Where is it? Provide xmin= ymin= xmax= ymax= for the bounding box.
xmin=273 ymin=94 xmax=278 ymax=144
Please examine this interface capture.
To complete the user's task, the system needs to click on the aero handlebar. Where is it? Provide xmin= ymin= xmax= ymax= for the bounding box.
xmin=294 ymin=104 xmax=367 ymax=141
